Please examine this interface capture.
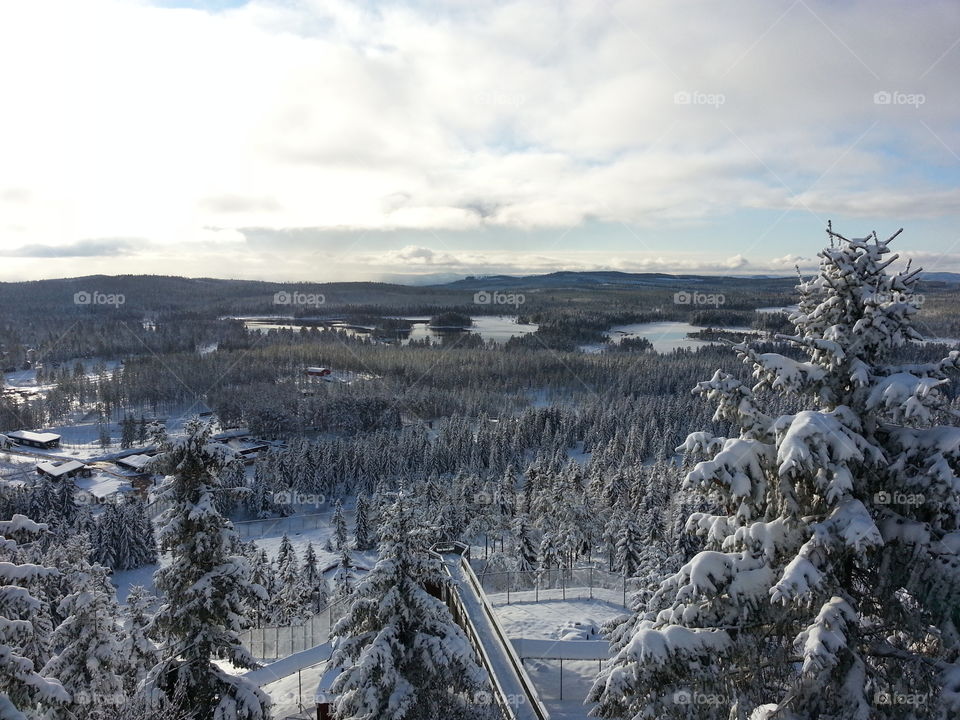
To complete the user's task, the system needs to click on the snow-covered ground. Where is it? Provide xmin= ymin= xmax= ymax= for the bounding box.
xmin=260 ymin=660 xmax=327 ymax=719
xmin=488 ymin=594 xmax=624 ymax=720
xmin=489 ymin=593 xmax=626 ymax=640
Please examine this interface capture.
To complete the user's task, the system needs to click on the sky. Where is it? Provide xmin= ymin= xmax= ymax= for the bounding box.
xmin=0 ymin=0 xmax=958 ymax=283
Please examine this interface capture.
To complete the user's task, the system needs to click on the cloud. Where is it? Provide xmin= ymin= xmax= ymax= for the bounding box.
xmin=0 ymin=0 xmax=957 ymax=280
xmin=2 ymin=238 xmax=140 ymax=258
xmin=770 ymin=253 xmax=815 ymax=268
xmin=199 ymin=194 xmax=281 ymax=214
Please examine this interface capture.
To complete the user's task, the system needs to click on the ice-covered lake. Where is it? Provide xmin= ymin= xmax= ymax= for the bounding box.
xmin=241 ymin=315 xmax=538 ymax=345
xmin=606 ymin=321 xmax=754 ymax=353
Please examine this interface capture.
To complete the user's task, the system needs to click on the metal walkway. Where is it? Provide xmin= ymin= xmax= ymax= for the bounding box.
xmin=434 ymin=543 xmax=550 ymax=720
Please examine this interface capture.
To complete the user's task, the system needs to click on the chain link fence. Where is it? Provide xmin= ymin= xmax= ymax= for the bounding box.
xmin=239 ymin=597 xmax=351 ymax=660
xmin=475 ymin=566 xmax=628 ymax=608
xmin=233 ymin=512 xmax=330 ymax=540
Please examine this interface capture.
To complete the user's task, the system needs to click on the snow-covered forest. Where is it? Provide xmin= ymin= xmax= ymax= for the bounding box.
xmin=2 ymin=226 xmax=960 ymax=720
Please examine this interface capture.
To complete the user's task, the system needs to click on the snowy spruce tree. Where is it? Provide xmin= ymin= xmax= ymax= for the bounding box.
xmin=353 ymin=494 xmax=373 ymax=551
xmin=0 ymin=515 xmax=69 ymax=720
xmin=590 ymin=226 xmax=960 ymax=719
xmin=302 ymin=542 xmax=329 ymax=613
xmin=120 ymin=585 xmax=160 ymax=696
xmin=42 ymin=563 xmax=126 ymax=718
xmin=143 ymin=420 xmax=270 ymax=720
xmin=614 ymin=516 xmax=644 ymax=578
xmin=332 ymin=546 xmax=354 ymax=602
xmin=332 ymin=499 xmax=348 ymax=551
xmin=275 ymin=534 xmax=308 ymax=625
xmin=328 ymin=492 xmax=491 ymax=720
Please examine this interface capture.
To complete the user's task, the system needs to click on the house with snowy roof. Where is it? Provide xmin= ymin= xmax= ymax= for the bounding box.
xmin=7 ymin=430 xmax=61 ymax=449
xmin=36 ymin=460 xmax=91 ymax=480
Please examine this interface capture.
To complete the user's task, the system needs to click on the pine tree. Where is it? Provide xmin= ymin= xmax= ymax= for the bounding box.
xmin=0 ymin=515 xmax=68 ymax=718
xmin=275 ymin=534 xmax=308 ymax=625
xmin=302 ymin=542 xmax=328 ymax=613
xmin=93 ymin=502 xmax=124 ymax=569
xmin=120 ymin=585 xmax=160 ymax=696
xmin=52 ymin=477 xmax=79 ymax=530
xmin=43 ymin=563 xmax=126 ymax=718
xmin=332 ymin=499 xmax=348 ymax=551
xmin=143 ymin=420 xmax=270 ymax=720
xmin=246 ymin=549 xmax=276 ymax=627
xmin=332 ymin=547 xmax=353 ymax=602
xmin=126 ymin=499 xmax=158 ymax=567
xmin=613 ymin=516 xmax=644 ymax=577
xmin=536 ymin=530 xmax=562 ymax=583
xmin=590 ymin=226 xmax=960 ymax=719
xmin=17 ymin=588 xmax=54 ymax=672
xmin=120 ymin=414 xmax=136 ymax=450
xmin=329 ymin=493 xmax=491 ymax=720
xmin=511 ymin=514 xmax=538 ymax=574
xmin=353 ymin=494 xmax=372 ymax=551
xmin=136 ymin=416 xmax=148 ymax=446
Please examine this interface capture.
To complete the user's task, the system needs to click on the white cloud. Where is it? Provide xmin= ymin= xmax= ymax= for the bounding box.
xmin=0 ymin=0 xmax=958 ymax=280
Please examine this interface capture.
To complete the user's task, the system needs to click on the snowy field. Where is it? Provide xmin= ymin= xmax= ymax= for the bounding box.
xmin=489 ymin=593 xmax=624 ymax=720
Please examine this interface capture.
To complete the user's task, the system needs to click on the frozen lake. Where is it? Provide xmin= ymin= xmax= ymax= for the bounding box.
xmin=240 ymin=315 xmax=538 ymax=345
xmin=606 ymin=321 xmax=753 ymax=353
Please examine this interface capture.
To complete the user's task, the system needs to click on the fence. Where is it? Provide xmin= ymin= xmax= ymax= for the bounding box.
xmin=146 ymin=498 xmax=329 ymax=539
xmin=239 ymin=598 xmax=351 ymax=660
xmin=145 ymin=493 xmax=173 ymax=520
xmin=233 ymin=512 xmax=329 ymax=540
xmin=475 ymin=566 xmax=628 ymax=608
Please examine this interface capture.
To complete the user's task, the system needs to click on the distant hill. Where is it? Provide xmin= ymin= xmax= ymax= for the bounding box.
xmin=920 ymin=272 xmax=960 ymax=285
xmin=435 ymin=270 xmax=794 ymax=291
xmin=0 ymin=271 xmax=797 ymax=316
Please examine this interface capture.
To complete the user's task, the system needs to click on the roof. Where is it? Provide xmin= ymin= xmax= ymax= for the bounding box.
xmin=307 ymin=366 xmax=331 ymax=372
xmin=315 ymin=664 xmax=344 ymax=704
xmin=116 ymin=454 xmax=154 ymax=471
xmin=8 ymin=430 xmax=61 ymax=443
xmin=36 ymin=460 xmax=86 ymax=478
